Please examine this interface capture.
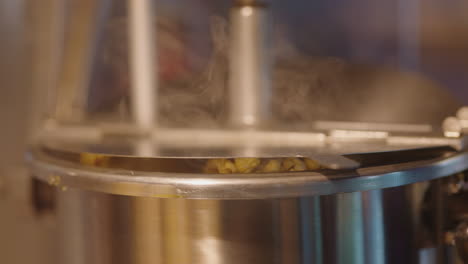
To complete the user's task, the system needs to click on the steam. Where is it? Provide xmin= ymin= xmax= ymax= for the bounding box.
xmin=155 ymin=16 xmax=352 ymax=128
xmin=158 ymin=16 xmax=229 ymax=128
xmin=91 ymin=14 xmax=460 ymax=129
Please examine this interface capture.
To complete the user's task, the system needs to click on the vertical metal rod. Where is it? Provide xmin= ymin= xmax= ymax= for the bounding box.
xmin=300 ymin=196 xmax=323 ymax=264
xmin=362 ymin=189 xmax=386 ymax=264
xmin=336 ymin=192 xmax=365 ymax=264
xmin=29 ymin=0 xmax=65 ymax=134
xmin=228 ymin=1 xmax=272 ymax=128
xmin=128 ymin=7 xmax=159 ymax=263
xmin=188 ymin=200 xmax=223 ymax=264
xmin=55 ymin=0 xmax=106 ymax=122
xmin=57 ymin=189 xmax=87 ymax=264
xmin=128 ymin=0 xmax=157 ymax=132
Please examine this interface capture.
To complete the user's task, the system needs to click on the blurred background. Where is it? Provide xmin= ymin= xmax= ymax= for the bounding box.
xmin=2 ymin=0 xmax=468 ymax=263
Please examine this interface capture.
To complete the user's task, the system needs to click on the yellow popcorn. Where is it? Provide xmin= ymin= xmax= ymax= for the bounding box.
xmin=234 ymin=158 xmax=261 ymax=173
xmin=282 ymin=158 xmax=306 ymax=172
xmin=304 ymin=158 xmax=321 ymax=170
xmin=261 ymin=159 xmax=281 ymax=173
xmin=80 ymin=153 xmax=110 ymax=167
xmin=215 ymin=159 xmax=238 ymax=174
xmin=203 ymin=159 xmax=221 ymax=173
xmin=203 ymin=157 xmax=321 ymax=174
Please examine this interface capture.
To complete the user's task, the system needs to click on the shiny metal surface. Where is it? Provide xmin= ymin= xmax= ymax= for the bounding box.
xmin=228 ymin=2 xmax=272 ymax=128
xmin=54 ymin=181 xmax=454 ymax=264
xmin=362 ymin=189 xmax=386 ymax=264
xmin=28 ymin=144 xmax=468 ymax=199
xmin=54 ymin=0 xmax=106 ymax=122
xmin=127 ymin=0 xmax=158 ymax=131
xmin=37 ymin=128 xmax=361 ymax=169
xmin=34 ymin=122 xmax=466 ymax=169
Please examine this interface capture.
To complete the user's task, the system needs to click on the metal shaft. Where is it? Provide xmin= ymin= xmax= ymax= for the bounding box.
xmin=128 ymin=0 xmax=158 ymax=132
xmin=228 ymin=0 xmax=272 ymax=128
xmin=55 ymin=0 xmax=107 ymax=122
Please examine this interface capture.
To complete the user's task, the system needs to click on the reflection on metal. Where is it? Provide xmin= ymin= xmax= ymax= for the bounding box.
xmin=419 ymin=248 xmax=437 ymax=264
xmin=329 ymin=130 xmax=388 ymax=141
xmin=163 ymin=199 xmax=190 ymax=264
xmin=190 ymin=200 xmax=222 ymax=264
xmin=457 ymin=107 xmax=468 ymax=129
xmin=54 ymin=0 xmax=110 ymax=122
xmin=456 ymin=107 xmax=468 ymax=134
xmin=36 ymin=123 xmax=467 ymax=155
xmin=299 ymin=197 xmax=323 ymax=264
xmin=363 ymin=189 xmax=386 ymax=264
xmin=132 ymin=198 xmax=224 ymax=264
xmin=443 ymin=117 xmax=462 ymax=138
xmin=54 ymin=182 xmax=445 ymax=264
xmin=27 ymin=145 xmax=468 ymax=199
xmin=28 ymin=0 xmax=65 ymax=135
xmin=228 ymin=1 xmax=272 ymax=128
xmin=127 ymin=0 xmax=158 ymax=132
xmin=57 ymin=189 xmax=92 ymax=264
xmin=132 ymin=197 xmax=163 ymax=264
xmin=315 ymin=121 xmax=432 ymax=133
xmin=336 ymin=192 xmax=365 ymax=264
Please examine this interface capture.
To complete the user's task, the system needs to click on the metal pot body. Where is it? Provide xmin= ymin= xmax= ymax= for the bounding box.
xmin=55 ymin=180 xmax=455 ymax=264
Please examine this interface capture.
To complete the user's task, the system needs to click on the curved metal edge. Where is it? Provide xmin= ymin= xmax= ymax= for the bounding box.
xmin=26 ymin=149 xmax=468 ymax=199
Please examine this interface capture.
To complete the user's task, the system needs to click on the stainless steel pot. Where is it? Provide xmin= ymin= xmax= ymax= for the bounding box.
xmin=55 ymin=187 xmax=410 ymax=264
xmin=28 ymin=143 xmax=468 ymax=264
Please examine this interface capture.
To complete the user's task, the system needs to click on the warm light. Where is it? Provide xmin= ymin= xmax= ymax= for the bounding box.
xmin=242 ymin=115 xmax=255 ymax=126
xmin=240 ymin=6 xmax=253 ymax=16
xmin=444 ymin=131 xmax=461 ymax=138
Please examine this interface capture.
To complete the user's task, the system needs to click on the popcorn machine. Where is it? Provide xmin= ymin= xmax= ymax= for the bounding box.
xmin=22 ymin=0 xmax=468 ymax=263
